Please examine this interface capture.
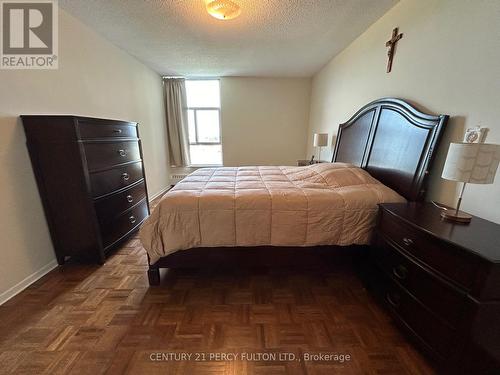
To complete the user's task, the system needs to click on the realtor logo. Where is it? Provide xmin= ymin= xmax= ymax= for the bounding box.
xmin=1 ymin=0 xmax=58 ymax=69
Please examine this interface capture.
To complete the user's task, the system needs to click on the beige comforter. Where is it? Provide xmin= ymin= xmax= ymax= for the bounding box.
xmin=140 ymin=163 xmax=405 ymax=263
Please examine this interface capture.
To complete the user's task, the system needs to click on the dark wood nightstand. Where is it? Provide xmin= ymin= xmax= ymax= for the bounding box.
xmin=297 ymin=160 xmax=327 ymax=166
xmin=369 ymin=202 xmax=500 ymax=373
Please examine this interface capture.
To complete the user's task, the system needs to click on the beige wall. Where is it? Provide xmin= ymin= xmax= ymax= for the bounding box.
xmin=221 ymin=77 xmax=311 ymax=166
xmin=307 ymin=0 xmax=500 ymax=223
xmin=0 ymin=9 xmax=169 ymax=303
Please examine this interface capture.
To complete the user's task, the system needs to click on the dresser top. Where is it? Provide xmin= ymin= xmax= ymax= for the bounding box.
xmin=21 ymin=115 xmax=137 ymax=126
xmin=380 ymin=202 xmax=500 ymax=263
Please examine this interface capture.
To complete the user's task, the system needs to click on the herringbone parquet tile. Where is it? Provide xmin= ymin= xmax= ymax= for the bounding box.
xmin=0 ymin=200 xmax=436 ymax=374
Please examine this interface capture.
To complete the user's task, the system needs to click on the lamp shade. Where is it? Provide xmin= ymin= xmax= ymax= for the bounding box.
xmin=313 ymin=133 xmax=328 ymax=147
xmin=442 ymin=142 xmax=500 ymax=184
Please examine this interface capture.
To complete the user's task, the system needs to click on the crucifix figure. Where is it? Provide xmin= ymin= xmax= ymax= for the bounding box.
xmin=385 ymin=27 xmax=403 ymax=73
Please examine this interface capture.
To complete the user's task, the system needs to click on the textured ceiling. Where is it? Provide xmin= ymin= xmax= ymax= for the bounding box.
xmin=59 ymin=0 xmax=398 ymax=77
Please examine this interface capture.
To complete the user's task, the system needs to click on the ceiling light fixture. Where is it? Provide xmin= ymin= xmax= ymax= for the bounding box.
xmin=206 ymin=0 xmax=241 ymax=20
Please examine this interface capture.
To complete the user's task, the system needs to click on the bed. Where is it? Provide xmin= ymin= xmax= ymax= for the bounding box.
xmin=141 ymin=98 xmax=448 ymax=285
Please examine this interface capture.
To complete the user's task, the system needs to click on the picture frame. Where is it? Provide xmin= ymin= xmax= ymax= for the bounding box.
xmin=463 ymin=126 xmax=486 ymax=143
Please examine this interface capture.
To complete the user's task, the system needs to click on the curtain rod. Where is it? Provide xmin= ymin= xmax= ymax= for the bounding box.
xmin=162 ymin=76 xmax=221 ymax=80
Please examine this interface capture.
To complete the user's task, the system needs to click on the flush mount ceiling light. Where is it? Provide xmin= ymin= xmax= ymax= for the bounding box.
xmin=206 ymin=0 xmax=241 ymax=20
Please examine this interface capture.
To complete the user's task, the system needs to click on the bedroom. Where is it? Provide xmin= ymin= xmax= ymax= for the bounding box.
xmin=0 ymin=0 xmax=499 ymax=374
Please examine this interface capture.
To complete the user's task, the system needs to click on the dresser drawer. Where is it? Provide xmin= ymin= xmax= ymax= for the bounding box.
xmin=90 ymin=161 xmax=144 ymax=197
xmin=94 ymin=181 xmax=147 ymax=224
xmin=101 ymin=200 xmax=148 ymax=249
xmin=83 ymin=140 xmax=141 ymax=171
xmin=78 ymin=120 xmax=138 ymax=139
xmin=372 ymin=234 xmax=467 ymax=327
xmin=377 ymin=274 xmax=457 ymax=359
xmin=379 ymin=209 xmax=479 ymax=289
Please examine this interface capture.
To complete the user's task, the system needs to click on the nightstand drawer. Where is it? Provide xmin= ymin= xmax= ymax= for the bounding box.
xmin=377 ymin=273 xmax=457 ymax=360
xmin=372 ymin=234 xmax=467 ymax=327
xmin=379 ymin=209 xmax=479 ymax=289
xmin=297 ymin=160 xmax=324 ymax=166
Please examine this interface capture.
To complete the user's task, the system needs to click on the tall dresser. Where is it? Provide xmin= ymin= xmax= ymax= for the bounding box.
xmin=22 ymin=116 xmax=150 ymax=264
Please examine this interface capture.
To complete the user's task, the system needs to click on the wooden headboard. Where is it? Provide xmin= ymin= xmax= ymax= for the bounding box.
xmin=332 ymin=98 xmax=448 ymax=201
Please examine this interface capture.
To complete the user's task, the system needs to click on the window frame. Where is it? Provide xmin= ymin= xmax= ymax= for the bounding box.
xmin=187 ymin=107 xmax=221 ymax=146
xmin=184 ymin=78 xmax=223 ymax=166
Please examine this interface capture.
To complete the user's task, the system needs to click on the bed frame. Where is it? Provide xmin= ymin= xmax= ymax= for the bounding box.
xmin=147 ymin=98 xmax=448 ymax=285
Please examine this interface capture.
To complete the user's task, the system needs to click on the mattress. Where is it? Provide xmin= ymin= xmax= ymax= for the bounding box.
xmin=140 ymin=163 xmax=405 ymax=263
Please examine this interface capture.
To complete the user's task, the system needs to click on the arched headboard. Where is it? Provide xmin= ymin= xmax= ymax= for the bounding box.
xmin=332 ymin=98 xmax=448 ymax=201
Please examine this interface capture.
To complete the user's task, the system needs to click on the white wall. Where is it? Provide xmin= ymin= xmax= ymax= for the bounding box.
xmin=307 ymin=0 xmax=500 ymax=223
xmin=0 ymin=9 xmax=169 ymax=303
xmin=221 ymin=77 xmax=311 ymax=166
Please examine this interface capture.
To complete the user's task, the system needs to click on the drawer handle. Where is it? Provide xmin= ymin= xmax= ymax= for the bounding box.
xmin=126 ymin=195 xmax=134 ymax=203
xmin=113 ymin=129 xmax=122 ymax=134
xmin=122 ymin=173 xmax=130 ymax=181
xmin=129 ymin=215 xmax=136 ymax=224
xmin=392 ymin=264 xmax=408 ymax=280
xmin=118 ymin=149 xmax=127 ymax=157
xmin=386 ymin=292 xmax=401 ymax=308
xmin=402 ymin=237 xmax=414 ymax=246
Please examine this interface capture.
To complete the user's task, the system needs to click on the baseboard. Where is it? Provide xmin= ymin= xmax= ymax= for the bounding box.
xmin=149 ymin=185 xmax=171 ymax=202
xmin=0 ymin=259 xmax=59 ymax=306
xmin=0 ymin=185 xmax=169 ymax=306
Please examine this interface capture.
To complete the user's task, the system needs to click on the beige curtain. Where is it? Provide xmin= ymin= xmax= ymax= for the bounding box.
xmin=164 ymin=78 xmax=190 ymax=167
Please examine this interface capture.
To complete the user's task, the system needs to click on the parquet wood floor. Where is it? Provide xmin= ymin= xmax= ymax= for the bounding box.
xmin=0 ymin=200 xmax=437 ymax=374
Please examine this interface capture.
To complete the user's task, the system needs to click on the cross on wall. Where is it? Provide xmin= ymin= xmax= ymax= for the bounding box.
xmin=386 ymin=27 xmax=403 ymax=73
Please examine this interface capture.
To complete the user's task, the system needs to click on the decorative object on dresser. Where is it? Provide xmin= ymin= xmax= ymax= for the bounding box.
xmin=370 ymin=202 xmax=500 ymax=373
xmin=22 ymin=116 xmax=150 ymax=265
xmin=463 ymin=126 xmax=487 ymax=143
xmin=441 ymin=142 xmax=500 ymax=223
xmin=313 ymin=133 xmax=328 ymax=163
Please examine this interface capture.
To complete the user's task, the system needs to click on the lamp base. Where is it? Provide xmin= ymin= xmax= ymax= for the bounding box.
xmin=440 ymin=208 xmax=472 ymax=223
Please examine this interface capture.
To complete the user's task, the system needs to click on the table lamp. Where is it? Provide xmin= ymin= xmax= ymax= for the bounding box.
xmin=441 ymin=142 xmax=500 ymax=223
xmin=313 ymin=133 xmax=328 ymax=162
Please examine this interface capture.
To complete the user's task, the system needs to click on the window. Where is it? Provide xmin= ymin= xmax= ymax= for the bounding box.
xmin=185 ymin=79 xmax=222 ymax=165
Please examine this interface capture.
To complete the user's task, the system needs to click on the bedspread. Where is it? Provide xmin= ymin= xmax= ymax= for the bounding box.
xmin=140 ymin=163 xmax=405 ymax=263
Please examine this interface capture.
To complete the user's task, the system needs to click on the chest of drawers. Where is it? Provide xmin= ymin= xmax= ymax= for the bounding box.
xmin=369 ymin=203 xmax=500 ymax=373
xmin=22 ymin=115 xmax=150 ymax=264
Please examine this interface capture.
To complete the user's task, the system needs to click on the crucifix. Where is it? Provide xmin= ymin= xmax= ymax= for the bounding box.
xmin=385 ymin=27 xmax=403 ymax=73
